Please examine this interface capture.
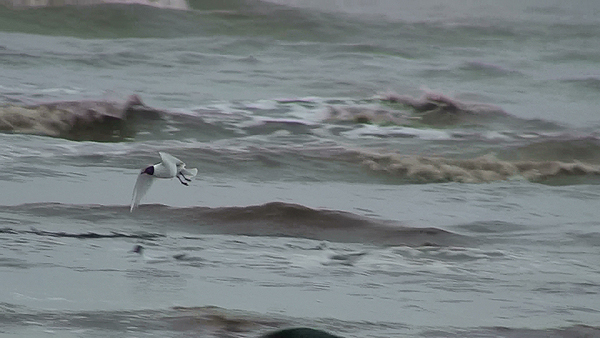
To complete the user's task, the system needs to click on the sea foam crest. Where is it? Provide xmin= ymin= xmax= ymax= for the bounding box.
xmin=361 ymin=152 xmax=600 ymax=183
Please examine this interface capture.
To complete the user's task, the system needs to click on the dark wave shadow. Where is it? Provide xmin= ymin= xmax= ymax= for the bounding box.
xmin=137 ymin=201 xmax=469 ymax=247
xmin=7 ymin=202 xmax=469 ymax=247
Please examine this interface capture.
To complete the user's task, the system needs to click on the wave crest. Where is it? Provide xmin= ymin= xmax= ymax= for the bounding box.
xmin=323 ymin=91 xmax=544 ymax=129
xmin=379 ymin=91 xmax=510 ymax=127
xmin=0 ymin=95 xmax=162 ymax=141
xmin=361 ymin=153 xmax=600 ymax=183
xmin=174 ymin=202 xmax=463 ymax=246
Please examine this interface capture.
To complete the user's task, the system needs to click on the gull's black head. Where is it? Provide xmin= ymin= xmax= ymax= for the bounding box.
xmin=142 ymin=166 xmax=154 ymax=175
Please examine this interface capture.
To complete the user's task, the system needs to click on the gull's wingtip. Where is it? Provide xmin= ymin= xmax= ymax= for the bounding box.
xmin=130 ymin=199 xmax=137 ymax=212
xmin=159 ymin=151 xmax=183 ymax=166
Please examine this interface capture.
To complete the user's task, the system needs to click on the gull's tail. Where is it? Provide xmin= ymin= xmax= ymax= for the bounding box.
xmin=180 ymin=167 xmax=198 ymax=179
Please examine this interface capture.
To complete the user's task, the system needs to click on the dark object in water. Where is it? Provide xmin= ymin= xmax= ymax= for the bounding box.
xmin=261 ymin=327 xmax=344 ymax=338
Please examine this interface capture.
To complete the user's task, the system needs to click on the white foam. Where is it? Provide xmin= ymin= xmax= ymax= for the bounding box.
xmin=341 ymin=124 xmax=452 ymax=140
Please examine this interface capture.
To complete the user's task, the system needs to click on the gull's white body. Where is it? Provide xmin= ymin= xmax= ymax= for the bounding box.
xmin=130 ymin=152 xmax=198 ymax=212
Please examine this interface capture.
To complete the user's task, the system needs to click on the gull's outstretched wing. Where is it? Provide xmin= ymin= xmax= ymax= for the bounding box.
xmin=130 ymin=173 xmax=154 ymax=212
xmin=159 ymin=152 xmax=184 ymax=167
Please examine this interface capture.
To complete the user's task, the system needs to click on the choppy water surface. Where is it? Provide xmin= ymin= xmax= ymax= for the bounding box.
xmin=1 ymin=1 xmax=600 ymax=337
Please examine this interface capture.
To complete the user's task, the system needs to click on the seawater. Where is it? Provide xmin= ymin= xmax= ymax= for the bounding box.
xmin=1 ymin=1 xmax=600 ymax=337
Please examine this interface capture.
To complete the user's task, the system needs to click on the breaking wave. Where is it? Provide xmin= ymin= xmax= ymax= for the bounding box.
xmin=323 ymin=91 xmax=563 ymax=130
xmin=0 ymin=95 xmax=162 ymax=141
xmin=0 ymin=91 xmax=566 ymax=143
xmin=377 ymin=91 xmax=511 ymax=127
xmin=360 ymin=152 xmax=600 ymax=183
